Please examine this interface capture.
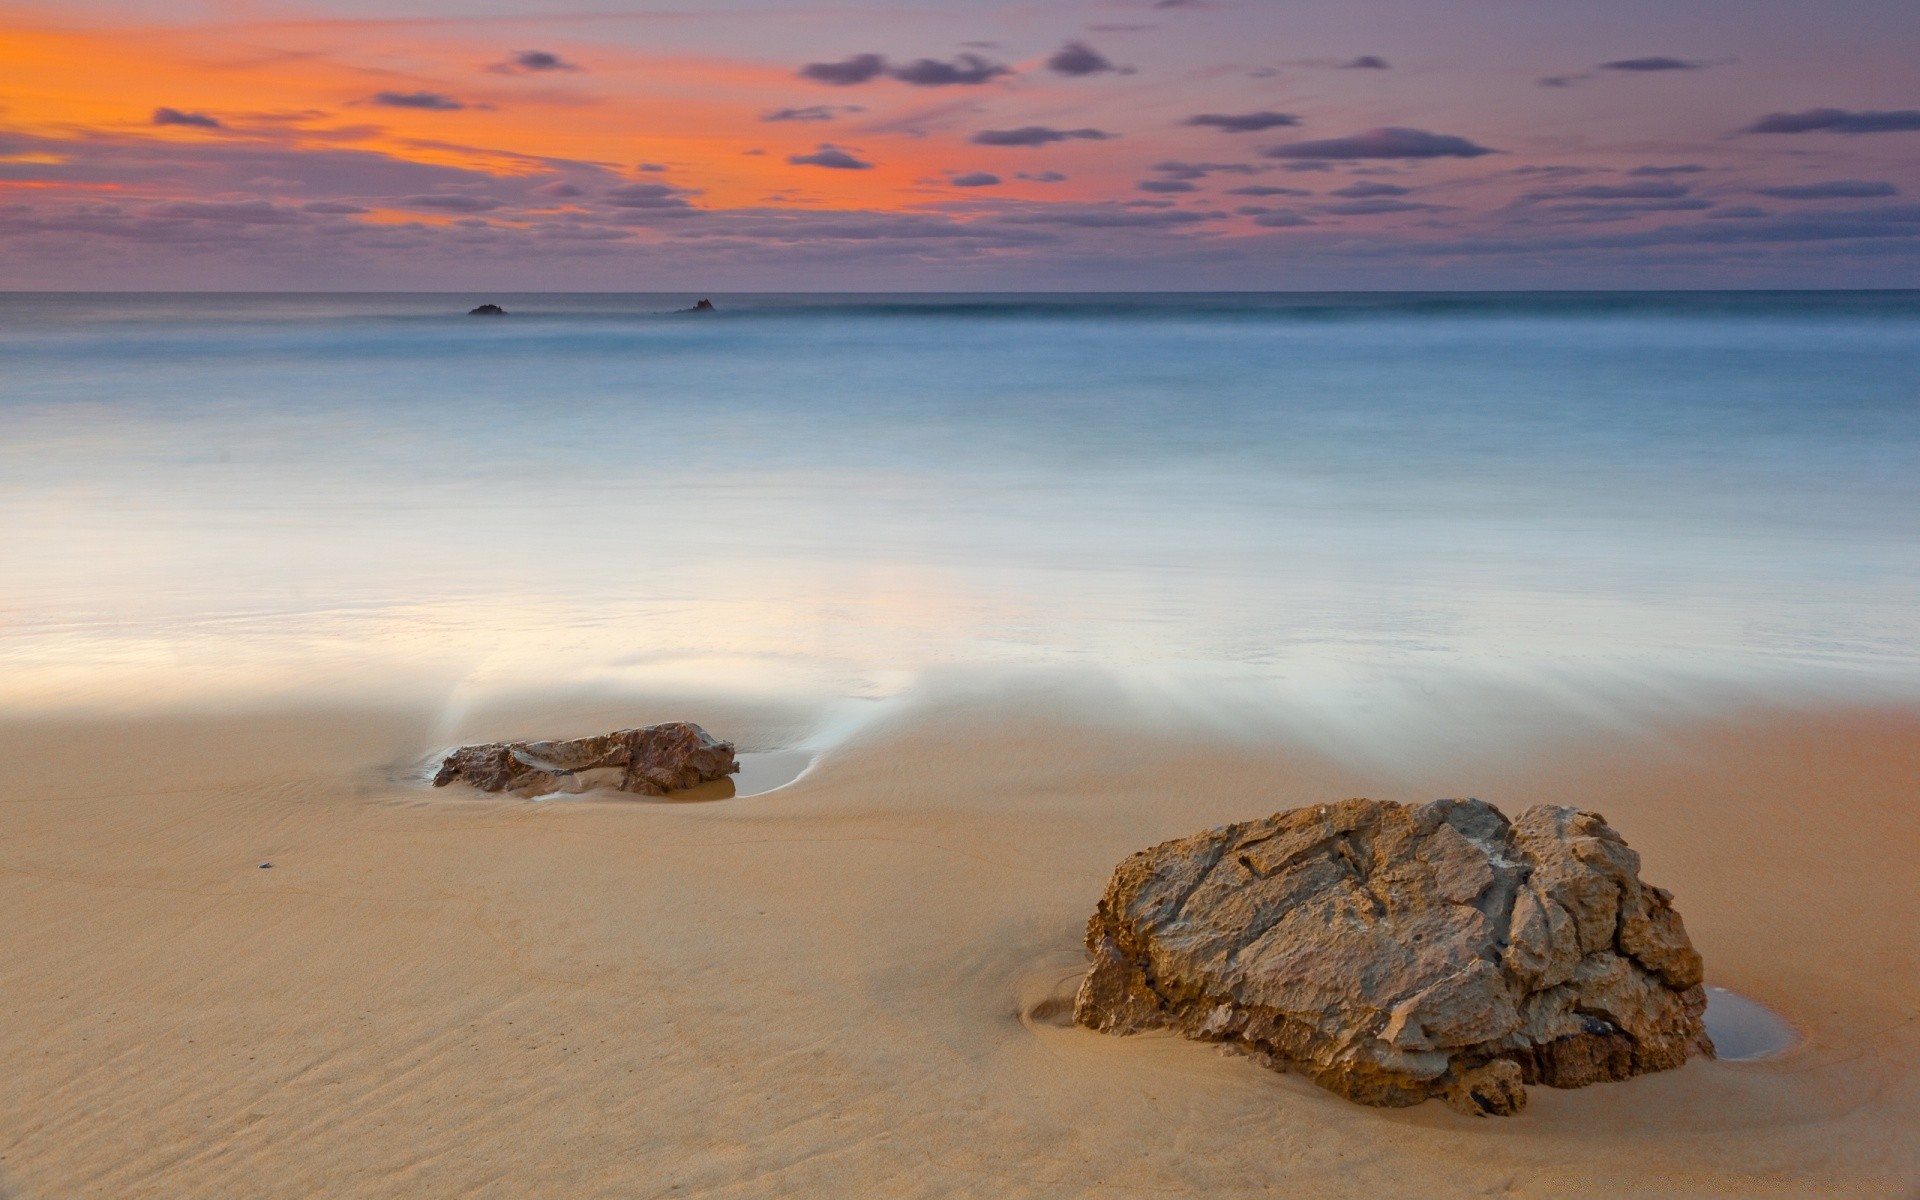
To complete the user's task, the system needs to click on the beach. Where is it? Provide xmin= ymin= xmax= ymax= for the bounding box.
xmin=2 ymin=292 xmax=1917 ymax=1195
xmin=2 ymin=690 xmax=1916 ymax=1198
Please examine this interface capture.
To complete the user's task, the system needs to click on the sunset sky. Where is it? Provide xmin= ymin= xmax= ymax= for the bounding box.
xmin=4 ymin=0 xmax=1918 ymax=288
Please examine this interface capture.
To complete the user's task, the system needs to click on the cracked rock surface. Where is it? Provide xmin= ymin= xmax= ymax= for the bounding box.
xmin=1073 ymin=797 xmax=1712 ymax=1115
xmin=433 ymin=722 xmax=738 ymax=797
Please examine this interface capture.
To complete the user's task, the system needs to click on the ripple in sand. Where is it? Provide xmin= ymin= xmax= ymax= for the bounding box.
xmin=1704 ymin=987 xmax=1800 ymax=1061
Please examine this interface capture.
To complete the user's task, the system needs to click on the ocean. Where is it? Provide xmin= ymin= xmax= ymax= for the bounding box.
xmin=3 ymin=291 xmax=1917 ymax=725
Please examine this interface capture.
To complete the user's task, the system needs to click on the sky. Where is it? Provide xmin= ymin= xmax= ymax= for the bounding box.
xmin=3 ymin=0 xmax=1919 ymax=289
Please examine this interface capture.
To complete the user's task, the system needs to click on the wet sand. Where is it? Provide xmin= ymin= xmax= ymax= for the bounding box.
xmin=1 ymin=696 xmax=1916 ymax=1198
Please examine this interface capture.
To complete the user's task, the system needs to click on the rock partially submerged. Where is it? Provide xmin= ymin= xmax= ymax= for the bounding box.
xmin=679 ymin=298 xmax=715 ymax=313
xmin=1074 ymin=798 xmax=1712 ymax=1115
xmin=468 ymin=303 xmax=507 ymax=316
xmin=433 ymin=721 xmax=737 ymax=797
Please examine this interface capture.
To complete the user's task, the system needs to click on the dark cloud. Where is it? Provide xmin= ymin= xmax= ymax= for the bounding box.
xmin=147 ymin=200 xmax=302 ymax=223
xmin=1320 ymin=198 xmax=1435 ymax=215
xmin=302 ymin=201 xmax=370 ymax=213
xmin=1526 ymin=198 xmax=1716 ymax=223
xmin=1536 ymin=75 xmax=1589 ymax=89
xmin=1138 ymin=179 xmax=1197 ymax=193
xmin=152 ymin=108 xmax=223 ymax=130
xmin=487 ymin=50 xmax=580 ymax=74
xmin=1015 ymin=171 xmax=1068 ymax=182
xmin=1048 ymin=42 xmax=1118 ymax=76
xmin=1629 ymin=164 xmax=1707 ymax=176
xmin=1707 ymin=206 xmax=1768 ymax=220
xmin=637 ymin=163 xmax=668 ymax=172
xmin=671 ymin=208 xmax=1051 ymax=245
xmin=1408 ymin=204 xmax=1920 ymax=258
xmin=370 ymin=92 xmax=468 ymax=112
xmin=602 ymin=183 xmax=694 ymax=210
xmin=1599 ymin=56 xmax=1705 ymax=71
xmin=1252 ymin=210 xmax=1313 ymax=227
xmin=788 ymin=145 xmax=875 ymax=169
xmin=1755 ymin=180 xmax=1899 ymax=200
xmin=398 ymin=194 xmax=504 ymax=211
xmin=1331 ymin=181 xmax=1410 ymax=198
xmin=1225 ymin=185 xmax=1312 ymax=197
xmin=1524 ymin=181 xmax=1689 ymax=202
xmin=997 ymin=205 xmax=1222 ymax=229
xmin=762 ymin=105 xmax=863 ymax=122
xmin=949 ymin=172 xmax=1001 ymax=187
xmin=1341 ymin=56 xmax=1390 ymax=69
xmin=970 ymin=126 xmax=1114 ymax=147
xmin=799 ymin=54 xmax=888 ymax=86
xmin=800 ymin=52 xmax=1011 ymax=87
xmin=1152 ymin=161 xmax=1257 ymax=180
xmin=1263 ymin=127 xmax=1498 ymax=160
xmin=889 ymin=55 xmax=1012 ymax=86
xmin=1183 ymin=111 xmax=1300 ymax=133
xmin=535 ymin=181 xmax=584 ymax=197
xmin=1744 ymin=108 xmax=1920 ymax=134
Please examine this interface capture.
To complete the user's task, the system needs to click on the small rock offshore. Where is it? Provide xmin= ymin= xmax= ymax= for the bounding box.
xmin=1074 ymin=797 xmax=1712 ymax=1116
xmin=434 ymin=721 xmax=737 ymax=797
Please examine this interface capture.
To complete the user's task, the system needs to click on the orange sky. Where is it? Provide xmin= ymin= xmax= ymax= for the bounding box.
xmin=3 ymin=0 xmax=1918 ymax=287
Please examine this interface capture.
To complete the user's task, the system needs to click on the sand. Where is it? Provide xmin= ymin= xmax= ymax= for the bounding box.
xmin=1 ymin=693 xmax=1916 ymax=1198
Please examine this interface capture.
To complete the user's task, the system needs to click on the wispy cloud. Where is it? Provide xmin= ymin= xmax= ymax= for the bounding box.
xmin=486 ymin=50 xmax=580 ymax=75
xmin=1744 ymin=108 xmax=1920 ymax=134
xmin=787 ymin=144 xmax=874 ymax=169
xmin=970 ymin=126 xmax=1115 ymax=147
xmin=1263 ymin=128 xmax=1498 ymax=160
xmin=1183 ymin=111 xmax=1300 ymax=133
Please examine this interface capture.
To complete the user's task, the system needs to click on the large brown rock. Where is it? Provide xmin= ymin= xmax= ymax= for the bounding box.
xmin=1073 ymin=798 xmax=1712 ymax=1115
xmin=433 ymin=722 xmax=737 ymax=797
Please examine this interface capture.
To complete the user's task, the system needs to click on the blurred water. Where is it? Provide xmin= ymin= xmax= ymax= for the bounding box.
xmin=2 ymin=291 xmax=1917 ymax=714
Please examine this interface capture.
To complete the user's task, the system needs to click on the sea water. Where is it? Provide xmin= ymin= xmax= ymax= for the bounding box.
xmin=2 ymin=292 xmax=1917 ymax=718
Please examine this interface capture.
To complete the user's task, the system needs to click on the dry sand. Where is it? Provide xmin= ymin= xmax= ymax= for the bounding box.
xmin=2 ymin=694 xmax=1916 ymax=1198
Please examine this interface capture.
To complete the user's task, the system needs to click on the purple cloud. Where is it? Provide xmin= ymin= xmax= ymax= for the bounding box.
xmin=1341 ymin=56 xmax=1390 ymax=69
xmin=889 ymin=55 xmax=1011 ymax=86
xmin=397 ymin=194 xmax=504 ymax=211
xmin=487 ymin=50 xmax=580 ymax=74
xmin=147 ymin=200 xmax=301 ymax=223
xmin=762 ymin=105 xmax=863 ymax=122
xmin=152 ymin=107 xmax=223 ymax=130
xmin=788 ymin=145 xmax=874 ymax=169
xmin=1151 ymin=161 xmax=1257 ymax=181
xmin=1048 ymin=42 xmax=1118 ymax=76
xmin=1745 ymin=108 xmax=1920 ymax=134
xmin=950 ymin=172 xmax=1001 ymax=187
xmin=1263 ymin=127 xmax=1498 ymax=160
xmin=798 ymin=52 xmax=1010 ymax=87
xmin=799 ymin=54 xmax=888 ymax=86
xmin=1320 ymin=198 xmax=1435 ymax=215
xmin=1524 ymin=181 xmax=1689 ymax=201
xmin=371 ymin=92 xmax=468 ymax=112
xmin=1138 ymin=179 xmax=1197 ymax=193
xmin=603 ymin=183 xmax=694 ymax=209
xmin=970 ymin=126 xmax=1114 ymax=147
xmin=1600 ymin=56 xmax=1705 ymax=71
xmin=1755 ymin=180 xmax=1899 ymax=200
xmin=1183 ymin=111 xmax=1300 ymax=133
xmin=1331 ymin=181 xmax=1410 ymax=198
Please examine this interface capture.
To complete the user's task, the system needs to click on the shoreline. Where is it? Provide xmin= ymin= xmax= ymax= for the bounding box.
xmin=2 ymin=694 xmax=1916 ymax=1197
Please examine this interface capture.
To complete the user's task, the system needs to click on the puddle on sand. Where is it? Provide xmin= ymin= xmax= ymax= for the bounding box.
xmin=664 ymin=750 xmax=814 ymax=802
xmin=1703 ymin=987 xmax=1800 ymax=1061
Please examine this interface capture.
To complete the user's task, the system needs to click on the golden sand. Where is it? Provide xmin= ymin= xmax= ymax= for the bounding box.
xmin=2 ymin=697 xmax=1915 ymax=1197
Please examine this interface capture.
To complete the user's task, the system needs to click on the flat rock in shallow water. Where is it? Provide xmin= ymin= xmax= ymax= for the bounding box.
xmin=1073 ymin=797 xmax=1712 ymax=1115
xmin=434 ymin=721 xmax=737 ymax=797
